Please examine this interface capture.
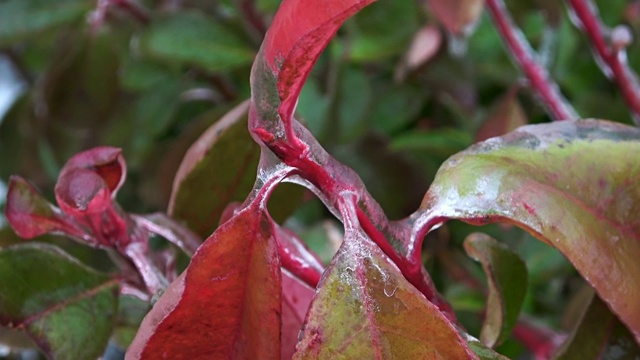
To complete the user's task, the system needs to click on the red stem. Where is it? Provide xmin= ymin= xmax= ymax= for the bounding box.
xmin=113 ymin=0 xmax=151 ymax=24
xmin=485 ymin=0 xmax=579 ymax=121
xmin=567 ymin=0 xmax=640 ymax=124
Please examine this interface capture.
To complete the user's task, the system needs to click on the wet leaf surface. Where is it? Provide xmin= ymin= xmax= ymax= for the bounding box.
xmin=421 ymin=119 xmax=640 ymax=341
xmin=0 ymin=243 xmax=119 ymax=360
xmin=294 ymin=230 xmax=475 ymax=359
xmin=464 ymin=233 xmax=528 ymax=347
xmin=126 ymin=207 xmax=281 ymax=359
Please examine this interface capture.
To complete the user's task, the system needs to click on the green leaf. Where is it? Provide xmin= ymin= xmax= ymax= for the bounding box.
xmin=0 ymin=0 xmax=91 ymax=46
xmin=139 ymin=10 xmax=255 ymax=72
xmin=421 ymin=119 xmax=640 ymax=341
xmin=349 ymin=0 xmax=419 ymax=61
xmin=294 ymin=230 xmax=475 ymax=358
xmin=168 ymin=101 xmax=258 ymax=237
xmin=0 ymin=243 xmax=119 ymax=360
xmin=169 ymin=101 xmax=301 ymax=237
xmin=554 ymin=291 xmax=640 ymax=359
xmin=464 ymin=233 xmax=528 ymax=347
xmin=465 ymin=334 xmax=511 ymax=360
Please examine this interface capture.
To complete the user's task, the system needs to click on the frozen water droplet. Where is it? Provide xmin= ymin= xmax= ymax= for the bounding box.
xmin=383 ymin=283 xmax=397 ymax=297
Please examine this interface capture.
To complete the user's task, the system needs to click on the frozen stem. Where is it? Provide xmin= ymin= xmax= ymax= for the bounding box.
xmin=485 ymin=0 xmax=579 ymax=121
xmin=567 ymin=0 xmax=640 ymax=124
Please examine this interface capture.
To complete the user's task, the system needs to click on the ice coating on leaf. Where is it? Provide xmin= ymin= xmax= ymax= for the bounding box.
xmin=258 ymin=0 xmax=375 ymax=128
xmin=417 ymin=119 xmax=640 ymax=341
xmin=126 ymin=206 xmax=281 ymax=359
xmin=294 ymin=226 xmax=476 ymax=359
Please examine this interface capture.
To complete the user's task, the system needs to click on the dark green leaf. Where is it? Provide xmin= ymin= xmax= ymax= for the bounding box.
xmin=464 ymin=233 xmax=528 ymax=347
xmin=0 ymin=0 xmax=91 ymax=46
xmin=554 ymin=291 xmax=640 ymax=360
xmin=0 ymin=243 xmax=119 ymax=360
xmin=139 ymin=11 xmax=255 ymax=72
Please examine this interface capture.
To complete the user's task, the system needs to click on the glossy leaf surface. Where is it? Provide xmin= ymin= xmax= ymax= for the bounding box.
xmin=464 ymin=233 xmax=527 ymax=347
xmin=420 ymin=119 xmax=640 ymax=341
xmin=255 ymin=0 xmax=375 ymax=125
xmin=126 ymin=207 xmax=281 ymax=359
xmin=0 ymin=243 xmax=119 ymax=360
xmin=554 ymin=292 xmax=640 ymax=359
xmin=294 ymin=231 xmax=475 ymax=359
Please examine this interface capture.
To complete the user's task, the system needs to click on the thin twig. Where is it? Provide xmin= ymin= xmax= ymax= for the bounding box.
xmin=113 ymin=0 xmax=151 ymax=24
xmin=566 ymin=0 xmax=640 ymax=125
xmin=485 ymin=0 xmax=579 ymax=121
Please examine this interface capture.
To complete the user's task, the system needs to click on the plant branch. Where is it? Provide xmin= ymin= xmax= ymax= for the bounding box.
xmin=485 ymin=0 xmax=579 ymax=121
xmin=566 ymin=0 xmax=640 ymax=124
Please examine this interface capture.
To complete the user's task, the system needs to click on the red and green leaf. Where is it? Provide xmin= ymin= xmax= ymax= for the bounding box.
xmin=126 ymin=206 xmax=282 ymax=359
xmin=294 ymin=229 xmax=475 ymax=359
xmin=0 ymin=243 xmax=119 ymax=360
xmin=5 ymin=176 xmax=83 ymax=240
xmin=419 ymin=119 xmax=640 ymax=341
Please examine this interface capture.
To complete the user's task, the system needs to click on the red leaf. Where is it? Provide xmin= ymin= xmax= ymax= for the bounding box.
xmin=55 ymin=168 xmax=112 ymax=215
xmin=126 ymin=207 xmax=282 ymax=359
xmin=59 ymin=146 xmax=126 ymax=196
xmin=281 ymin=270 xmax=315 ymax=360
xmin=5 ymin=176 xmax=83 ymax=239
xmin=255 ymin=0 xmax=375 ymax=125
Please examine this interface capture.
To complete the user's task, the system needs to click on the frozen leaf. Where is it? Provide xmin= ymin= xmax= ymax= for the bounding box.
xmin=475 ymin=87 xmax=528 ymax=142
xmin=0 ymin=243 xmax=119 ymax=360
xmin=5 ymin=176 xmax=82 ymax=239
xmin=0 ymin=0 xmax=92 ymax=45
xmin=464 ymin=233 xmax=528 ymax=347
xmin=126 ymin=207 xmax=281 ymax=359
xmin=294 ymin=230 xmax=475 ymax=359
xmin=554 ymin=292 xmax=640 ymax=359
xmin=420 ymin=119 xmax=640 ymax=341
xmin=253 ymin=0 xmax=375 ymax=128
xmin=427 ymin=0 xmax=485 ymax=35
xmin=139 ymin=11 xmax=255 ymax=72
xmin=282 ymin=270 xmax=315 ymax=360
